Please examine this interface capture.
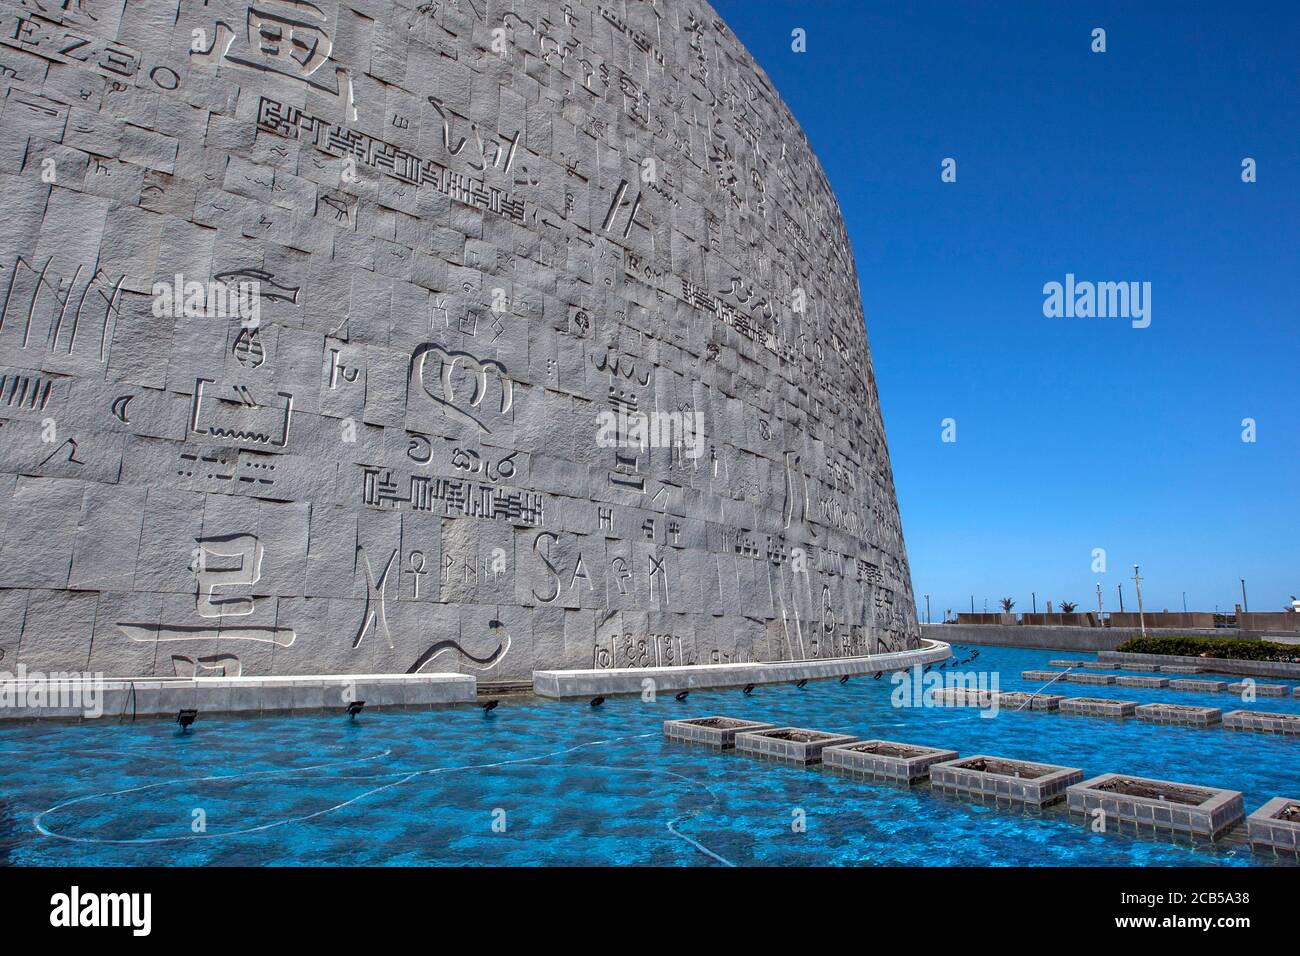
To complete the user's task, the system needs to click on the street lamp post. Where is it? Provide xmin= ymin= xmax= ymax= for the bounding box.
xmin=1118 ymin=583 xmax=1124 ymax=613
xmin=1133 ymin=564 xmax=1146 ymax=637
xmin=1241 ymin=578 xmax=1248 ymax=613
xmin=1096 ymin=582 xmax=1103 ymax=621
xmin=924 ymin=594 xmax=930 ymax=625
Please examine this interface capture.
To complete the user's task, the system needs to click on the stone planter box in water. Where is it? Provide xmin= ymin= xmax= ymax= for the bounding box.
xmin=1227 ymin=682 xmax=1291 ymax=697
xmin=1223 ymin=710 xmax=1300 ymax=736
xmin=663 ymin=716 xmax=776 ymax=750
xmin=1161 ymin=665 xmax=1205 ymax=674
xmin=1120 ymin=663 xmax=1161 ymax=671
xmin=1169 ymin=679 xmax=1227 ymax=693
xmin=1115 ymin=675 xmax=1169 ymax=689
xmin=1067 ymin=773 xmax=1244 ymax=840
xmin=1021 ymin=670 xmax=1066 ymax=682
xmin=933 ymin=687 xmax=994 ymax=708
xmin=929 ymin=755 xmax=1084 ymax=807
xmin=734 ymin=727 xmax=858 ymax=766
xmin=1049 ymin=660 xmax=1092 ymax=668
xmin=1135 ymin=703 xmax=1222 ymax=727
xmin=823 ymin=739 xmax=959 ymax=785
xmin=1065 ymin=672 xmax=1116 ymax=686
xmin=996 ymin=691 xmax=1064 ymax=712
xmin=1247 ymin=798 xmax=1300 ymax=854
xmin=1060 ymin=697 xmax=1138 ymax=718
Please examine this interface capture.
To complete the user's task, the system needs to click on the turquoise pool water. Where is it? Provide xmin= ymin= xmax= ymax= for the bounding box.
xmin=1 ymin=643 xmax=1297 ymax=866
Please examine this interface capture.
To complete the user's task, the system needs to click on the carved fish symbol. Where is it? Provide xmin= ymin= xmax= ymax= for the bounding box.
xmin=214 ymin=268 xmax=300 ymax=304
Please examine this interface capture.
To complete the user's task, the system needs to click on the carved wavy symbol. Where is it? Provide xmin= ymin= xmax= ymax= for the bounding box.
xmin=407 ymin=621 xmax=511 ymax=673
xmin=205 ymin=426 xmax=273 ymax=443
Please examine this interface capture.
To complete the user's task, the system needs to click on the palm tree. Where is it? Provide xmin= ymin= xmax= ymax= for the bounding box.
xmin=1059 ymin=600 xmax=1078 ymax=614
xmin=999 ymin=597 xmax=1015 ymax=613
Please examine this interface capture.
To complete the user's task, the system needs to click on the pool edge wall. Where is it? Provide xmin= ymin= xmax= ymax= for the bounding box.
xmin=0 ymin=672 xmax=476 ymax=721
xmin=532 ymin=640 xmax=950 ymax=698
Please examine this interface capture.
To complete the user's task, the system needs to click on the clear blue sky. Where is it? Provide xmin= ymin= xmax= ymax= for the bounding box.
xmin=713 ymin=0 xmax=1299 ymax=618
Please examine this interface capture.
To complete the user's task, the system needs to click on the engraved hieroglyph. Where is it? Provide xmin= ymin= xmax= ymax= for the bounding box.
xmin=0 ymin=0 xmax=918 ymax=681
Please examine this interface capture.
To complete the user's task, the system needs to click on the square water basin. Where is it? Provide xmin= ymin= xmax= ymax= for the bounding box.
xmin=1247 ymin=798 xmax=1300 ymax=853
xmin=1065 ymin=672 xmax=1116 ymax=685
xmin=1060 ymin=697 xmax=1137 ymax=718
xmin=1135 ymin=703 xmax=1222 ymax=727
xmin=1068 ymin=773 xmax=1244 ymax=839
xmin=734 ymin=726 xmax=858 ymax=766
xmin=1021 ymin=670 xmax=1063 ymax=682
xmin=1223 ymin=710 xmax=1300 ymax=736
xmin=996 ymin=691 xmax=1064 ymax=712
xmin=933 ymin=687 xmax=993 ymax=707
xmin=663 ymin=716 xmax=776 ymax=749
xmin=929 ymin=754 xmax=1084 ymax=807
xmin=1115 ymin=675 xmax=1169 ymax=689
xmin=823 ymin=739 xmax=959 ymax=785
xmin=1227 ymin=682 xmax=1290 ymax=697
xmin=1168 ymin=679 xmax=1227 ymax=693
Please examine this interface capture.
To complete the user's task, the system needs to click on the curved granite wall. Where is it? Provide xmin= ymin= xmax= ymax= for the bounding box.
xmin=0 ymin=0 xmax=918 ymax=680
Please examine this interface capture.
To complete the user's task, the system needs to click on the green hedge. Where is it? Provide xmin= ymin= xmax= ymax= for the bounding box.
xmin=1116 ymin=636 xmax=1300 ymax=662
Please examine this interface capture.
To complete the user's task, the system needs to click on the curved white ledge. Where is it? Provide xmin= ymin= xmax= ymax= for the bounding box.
xmin=533 ymin=640 xmax=951 ymax=698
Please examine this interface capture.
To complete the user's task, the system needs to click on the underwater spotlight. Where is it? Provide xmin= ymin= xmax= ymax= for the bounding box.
xmin=176 ymin=708 xmax=198 ymax=732
xmin=346 ymin=700 xmax=365 ymax=719
xmin=590 ymin=696 xmax=605 ymax=707
xmin=795 ymin=679 xmax=808 ymax=689
xmin=742 ymin=683 xmax=755 ymax=695
xmin=675 ymin=691 xmax=689 ymax=702
xmin=839 ymin=675 xmax=850 ymax=684
xmin=873 ymin=672 xmax=883 ymax=680
xmin=481 ymin=700 xmax=499 ymax=713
